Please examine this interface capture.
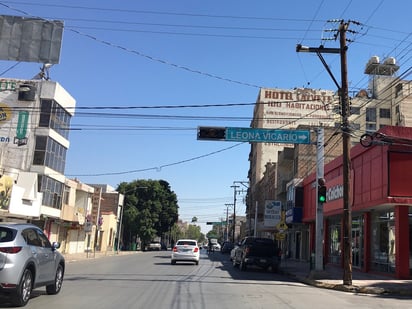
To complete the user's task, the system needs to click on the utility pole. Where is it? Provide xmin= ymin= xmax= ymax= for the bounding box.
xmin=231 ymin=181 xmax=248 ymax=242
xmin=225 ymin=203 xmax=233 ymax=241
xmin=297 ymin=20 xmax=354 ymax=286
xmin=339 ymin=21 xmax=353 ymax=286
xmin=231 ymin=185 xmax=239 ymax=243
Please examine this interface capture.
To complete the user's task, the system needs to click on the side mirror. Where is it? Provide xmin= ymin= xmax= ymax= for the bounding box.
xmin=52 ymin=242 xmax=61 ymax=250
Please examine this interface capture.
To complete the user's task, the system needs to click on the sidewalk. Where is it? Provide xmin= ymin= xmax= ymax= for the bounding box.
xmin=63 ymin=250 xmax=138 ymax=263
xmin=281 ymin=259 xmax=412 ymax=296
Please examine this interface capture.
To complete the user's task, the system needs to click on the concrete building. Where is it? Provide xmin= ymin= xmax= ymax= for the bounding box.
xmin=0 ymin=78 xmax=75 ymax=237
xmin=246 ymin=56 xmax=411 ymax=264
xmin=0 ymin=77 xmax=124 ymax=254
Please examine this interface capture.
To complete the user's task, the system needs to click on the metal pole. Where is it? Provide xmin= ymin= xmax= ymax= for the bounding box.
xmin=117 ymin=202 xmax=124 ymax=253
xmin=339 ymin=22 xmax=352 ymax=286
xmin=94 ymin=187 xmax=102 ymax=257
xmin=315 ymin=128 xmax=325 ymax=271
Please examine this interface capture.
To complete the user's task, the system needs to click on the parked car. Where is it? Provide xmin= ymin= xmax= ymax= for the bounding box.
xmin=220 ymin=241 xmax=234 ymax=254
xmin=213 ymin=243 xmax=221 ymax=251
xmin=0 ymin=223 xmax=65 ymax=307
xmin=232 ymin=237 xmax=281 ymax=272
xmin=147 ymin=241 xmax=162 ymax=251
xmin=171 ymin=239 xmax=200 ymax=265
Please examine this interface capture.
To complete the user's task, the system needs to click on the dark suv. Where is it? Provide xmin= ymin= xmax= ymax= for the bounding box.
xmin=232 ymin=237 xmax=281 ymax=272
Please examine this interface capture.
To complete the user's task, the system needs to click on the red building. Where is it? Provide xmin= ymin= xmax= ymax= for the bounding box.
xmin=303 ymin=126 xmax=412 ymax=279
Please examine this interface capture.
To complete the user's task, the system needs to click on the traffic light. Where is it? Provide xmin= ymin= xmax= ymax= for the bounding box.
xmin=197 ymin=127 xmax=226 ymax=140
xmin=318 ymin=178 xmax=327 ymax=203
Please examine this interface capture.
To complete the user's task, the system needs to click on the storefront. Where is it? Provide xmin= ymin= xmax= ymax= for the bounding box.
xmin=303 ymin=126 xmax=412 ymax=279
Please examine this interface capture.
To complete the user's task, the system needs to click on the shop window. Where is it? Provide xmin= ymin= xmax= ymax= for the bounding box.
xmin=370 ymin=211 xmax=395 ymax=273
xmin=328 ymin=219 xmax=341 ymax=264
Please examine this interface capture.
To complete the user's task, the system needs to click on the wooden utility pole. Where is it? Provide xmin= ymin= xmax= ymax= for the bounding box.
xmin=339 ymin=21 xmax=352 ymax=286
xmin=297 ymin=19 xmax=354 ymax=286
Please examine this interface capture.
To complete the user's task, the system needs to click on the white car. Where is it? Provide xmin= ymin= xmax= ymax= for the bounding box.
xmin=147 ymin=241 xmax=161 ymax=251
xmin=171 ymin=239 xmax=200 ymax=265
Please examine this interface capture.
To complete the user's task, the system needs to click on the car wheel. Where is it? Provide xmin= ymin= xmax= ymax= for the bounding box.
xmin=195 ymin=261 xmax=199 ymax=265
xmin=171 ymin=260 xmax=176 ymax=265
xmin=271 ymin=264 xmax=279 ymax=273
xmin=11 ymin=268 xmax=33 ymax=307
xmin=46 ymin=264 xmax=64 ymax=295
xmin=240 ymin=259 xmax=247 ymax=271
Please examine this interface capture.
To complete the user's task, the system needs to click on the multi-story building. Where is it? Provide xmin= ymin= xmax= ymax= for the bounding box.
xmin=89 ymin=184 xmax=124 ymax=252
xmin=0 ymin=77 xmax=124 ymax=254
xmin=0 ymin=78 xmax=75 ymax=233
xmin=247 ymin=56 xmax=412 ymax=278
xmin=247 ymin=88 xmax=338 ymax=235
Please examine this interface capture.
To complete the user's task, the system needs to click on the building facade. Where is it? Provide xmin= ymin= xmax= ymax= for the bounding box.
xmin=247 ymin=56 xmax=412 ymax=275
xmin=303 ymin=125 xmax=412 ymax=279
xmin=0 ymin=78 xmax=123 ymax=254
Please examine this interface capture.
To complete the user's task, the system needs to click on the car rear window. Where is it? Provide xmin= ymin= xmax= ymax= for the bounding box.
xmin=177 ymin=240 xmax=196 ymax=246
xmin=0 ymin=227 xmax=16 ymax=242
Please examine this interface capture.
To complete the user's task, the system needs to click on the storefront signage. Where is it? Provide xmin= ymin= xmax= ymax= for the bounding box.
xmin=327 ymin=184 xmax=344 ymax=202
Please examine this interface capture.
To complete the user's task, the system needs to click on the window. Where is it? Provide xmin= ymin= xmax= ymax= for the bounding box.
xmin=328 ymin=219 xmax=341 ymax=264
xmin=350 ymin=106 xmax=360 ymax=115
xmin=370 ymin=211 xmax=395 ymax=273
xmin=36 ymin=229 xmax=52 ymax=248
xmin=379 ymin=108 xmax=391 ymax=119
xmin=366 ymin=123 xmax=376 ymax=133
xmin=395 ymin=83 xmax=403 ymax=98
xmin=33 ymin=136 xmax=67 ymax=174
xmin=63 ymin=185 xmax=70 ymax=205
xmin=38 ymin=175 xmax=63 ymax=209
xmin=39 ymin=99 xmax=71 ymax=139
xmin=22 ymin=229 xmax=42 ymax=247
xmin=366 ymin=108 xmax=376 ymax=122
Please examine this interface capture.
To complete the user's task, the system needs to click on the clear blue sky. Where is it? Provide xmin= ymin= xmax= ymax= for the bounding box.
xmin=0 ymin=1 xmax=411 ymax=233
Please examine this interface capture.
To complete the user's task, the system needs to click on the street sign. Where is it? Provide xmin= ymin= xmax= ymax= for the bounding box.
xmin=206 ymin=221 xmax=226 ymax=226
xmin=226 ymin=127 xmax=310 ymax=144
xmin=198 ymin=126 xmax=311 ymax=144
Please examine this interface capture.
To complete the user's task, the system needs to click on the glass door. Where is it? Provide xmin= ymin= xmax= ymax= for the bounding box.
xmin=352 ymin=216 xmax=364 ymax=269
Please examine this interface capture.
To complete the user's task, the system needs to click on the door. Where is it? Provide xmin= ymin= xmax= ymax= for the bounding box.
xmin=352 ymin=216 xmax=364 ymax=269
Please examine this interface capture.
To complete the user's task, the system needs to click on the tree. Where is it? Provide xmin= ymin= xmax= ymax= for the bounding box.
xmin=117 ymin=179 xmax=179 ymax=250
xmin=186 ymin=224 xmax=201 ymax=240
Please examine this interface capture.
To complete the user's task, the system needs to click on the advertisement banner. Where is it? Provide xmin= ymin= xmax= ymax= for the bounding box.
xmin=263 ymin=200 xmax=281 ymax=227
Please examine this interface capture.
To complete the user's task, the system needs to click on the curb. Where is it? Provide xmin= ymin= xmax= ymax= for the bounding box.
xmin=291 ymin=274 xmax=412 ymax=296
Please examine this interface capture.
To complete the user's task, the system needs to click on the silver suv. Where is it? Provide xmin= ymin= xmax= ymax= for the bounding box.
xmin=0 ymin=223 xmax=65 ymax=307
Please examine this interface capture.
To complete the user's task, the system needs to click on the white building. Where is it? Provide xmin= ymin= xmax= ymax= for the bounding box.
xmin=0 ymin=78 xmax=75 ymax=240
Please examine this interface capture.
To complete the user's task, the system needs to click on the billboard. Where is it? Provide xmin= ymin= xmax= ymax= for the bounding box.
xmin=0 ymin=79 xmax=37 ymax=171
xmin=263 ymin=200 xmax=281 ymax=228
xmin=0 ymin=15 xmax=63 ymax=64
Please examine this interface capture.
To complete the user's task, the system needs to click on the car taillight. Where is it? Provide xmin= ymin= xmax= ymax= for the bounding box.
xmin=173 ymin=246 xmax=178 ymax=252
xmin=245 ymin=247 xmax=250 ymax=254
xmin=0 ymin=246 xmax=22 ymax=254
xmin=194 ymin=247 xmax=199 ymax=252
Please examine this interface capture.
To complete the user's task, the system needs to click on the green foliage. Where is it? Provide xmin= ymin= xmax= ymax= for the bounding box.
xmin=117 ymin=179 xmax=179 ymax=248
xmin=186 ymin=224 xmax=201 ymax=240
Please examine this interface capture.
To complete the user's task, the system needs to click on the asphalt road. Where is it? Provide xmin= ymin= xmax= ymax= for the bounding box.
xmin=3 ymin=249 xmax=412 ymax=309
